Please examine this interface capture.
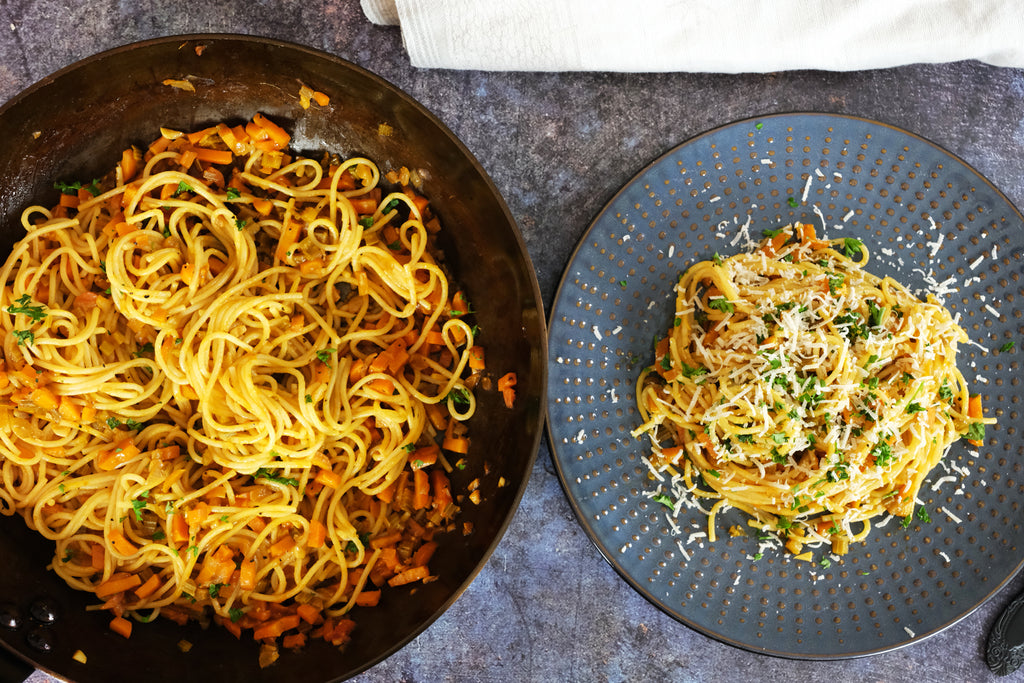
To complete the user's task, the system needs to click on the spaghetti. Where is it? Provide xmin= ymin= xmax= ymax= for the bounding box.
xmin=0 ymin=114 xmax=506 ymax=664
xmin=633 ymin=222 xmax=992 ymax=558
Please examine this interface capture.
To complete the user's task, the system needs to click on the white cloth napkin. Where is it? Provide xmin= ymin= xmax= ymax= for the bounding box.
xmin=360 ymin=0 xmax=1024 ymax=72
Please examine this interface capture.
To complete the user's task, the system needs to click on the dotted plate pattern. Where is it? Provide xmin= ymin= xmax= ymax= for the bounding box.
xmin=547 ymin=113 xmax=1024 ymax=658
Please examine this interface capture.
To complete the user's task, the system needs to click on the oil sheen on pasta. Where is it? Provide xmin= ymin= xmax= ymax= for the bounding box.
xmin=633 ymin=222 xmax=992 ymax=560
xmin=0 ymin=114 xmax=505 ymax=664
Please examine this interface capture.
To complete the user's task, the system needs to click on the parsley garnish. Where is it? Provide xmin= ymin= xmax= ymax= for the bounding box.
xmin=679 ymin=363 xmax=708 ymax=379
xmin=905 ymin=402 xmax=926 ymax=414
xmin=229 ymin=607 xmax=245 ymax=623
xmin=133 ymin=341 xmax=155 ymax=358
xmin=652 ymin=493 xmax=674 ymax=508
xmin=235 ymin=217 xmax=247 ymax=231
xmin=254 ymin=468 xmax=299 ymax=487
xmin=713 ymin=252 xmax=724 ymax=265
xmin=7 ymin=294 xmax=47 ymax=322
xmin=787 ymin=197 xmax=798 ymax=208
xmin=966 ymin=422 xmax=986 ymax=442
xmin=819 ymin=557 xmax=831 ymax=569
xmin=208 ymin=583 xmax=223 ymax=598
xmin=358 ymin=216 xmax=374 ymax=229
xmin=916 ymin=506 xmax=932 ymax=523
xmin=1000 ymin=341 xmax=1015 ymax=353
xmin=842 ymin=238 xmax=864 ymax=259
xmin=383 ymin=198 xmax=400 ymax=213
xmin=305 ymin=394 xmax=313 ymax=403
xmin=174 ymin=181 xmax=193 ymax=197
xmin=12 ymin=329 xmax=34 ymax=346
xmin=446 ymin=386 xmax=471 ymax=408
xmin=225 ymin=187 xmax=241 ymax=201
xmin=131 ymin=490 xmax=150 ymax=521
xmin=152 ymin=529 xmax=166 ymax=540
xmin=871 ymin=440 xmax=894 ymax=467
xmin=937 ymin=379 xmax=953 ymax=401
xmin=755 ymin=122 xmax=764 ymax=130
xmin=315 ymin=348 xmax=336 ymax=363
xmin=707 ymin=298 xmax=734 ymax=314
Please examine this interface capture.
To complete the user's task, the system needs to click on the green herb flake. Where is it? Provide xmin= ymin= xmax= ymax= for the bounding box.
xmin=174 ymin=181 xmax=194 ymax=197
xmin=12 ymin=329 xmax=34 ymax=346
xmin=1000 ymin=341 xmax=1016 ymax=353
xmin=315 ymin=348 xmax=336 ymax=363
xmin=7 ymin=294 xmax=47 ymax=323
xmin=652 ymin=493 xmax=674 ymax=508
xmin=229 ymin=607 xmax=245 ymax=623
xmin=787 ymin=196 xmax=798 ymax=208
xmin=225 ymin=187 xmax=242 ymax=201
xmin=254 ymin=468 xmax=299 ymax=487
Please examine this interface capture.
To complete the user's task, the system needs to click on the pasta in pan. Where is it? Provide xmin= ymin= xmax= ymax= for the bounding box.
xmin=633 ymin=222 xmax=992 ymax=559
xmin=0 ymin=114 xmax=514 ymax=665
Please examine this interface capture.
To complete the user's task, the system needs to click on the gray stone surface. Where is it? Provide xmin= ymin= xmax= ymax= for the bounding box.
xmin=2 ymin=2 xmax=1023 ymax=681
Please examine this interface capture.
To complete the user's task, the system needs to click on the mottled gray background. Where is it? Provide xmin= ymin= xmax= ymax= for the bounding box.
xmin=2 ymin=1 xmax=1023 ymax=682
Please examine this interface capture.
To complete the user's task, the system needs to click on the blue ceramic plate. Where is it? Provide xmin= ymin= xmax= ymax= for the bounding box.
xmin=547 ymin=113 xmax=1024 ymax=658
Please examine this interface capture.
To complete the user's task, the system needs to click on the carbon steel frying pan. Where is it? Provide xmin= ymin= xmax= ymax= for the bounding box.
xmin=0 ymin=34 xmax=546 ymax=683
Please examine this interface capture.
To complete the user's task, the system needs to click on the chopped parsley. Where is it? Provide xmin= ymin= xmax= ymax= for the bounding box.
xmin=7 ymin=294 xmax=47 ymax=322
xmin=446 ymin=386 xmax=472 ymax=407
xmin=254 ymin=468 xmax=299 ymax=487
xmin=787 ymin=196 xmax=799 ymax=208
xmin=131 ymin=490 xmax=150 ymax=521
xmin=652 ymin=493 xmax=674 ymax=508
xmin=841 ymin=237 xmax=864 ymax=260
xmin=707 ymin=298 xmax=734 ymax=314
xmin=713 ymin=252 xmax=724 ymax=265
xmin=905 ymin=402 xmax=926 ymax=414
xmin=133 ymin=341 xmax=155 ymax=357
xmin=54 ymin=179 xmax=100 ymax=196
xmin=12 ymin=329 xmax=34 ymax=346
xmin=679 ymin=362 xmax=708 ymax=379
xmin=916 ymin=506 xmax=932 ymax=523
xmin=208 ymin=583 xmax=224 ymax=598
xmin=382 ymin=198 xmax=400 ymax=213
xmin=966 ymin=422 xmax=986 ymax=442
xmin=358 ymin=216 xmax=374 ymax=229
xmin=315 ymin=348 xmax=336 ymax=363
xmin=871 ymin=440 xmax=894 ymax=467
xmin=819 ymin=557 xmax=831 ymax=569
xmin=225 ymin=187 xmax=242 ymax=201
xmin=1000 ymin=341 xmax=1015 ymax=353
xmin=229 ymin=607 xmax=245 ymax=623
xmin=938 ymin=379 xmax=953 ymax=401
xmin=235 ymin=217 xmax=248 ymax=231
xmin=174 ymin=181 xmax=194 ymax=196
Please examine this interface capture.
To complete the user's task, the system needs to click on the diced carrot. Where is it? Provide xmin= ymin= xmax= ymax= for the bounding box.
xmin=412 ymin=469 xmax=430 ymax=510
xmin=109 ymin=616 xmax=133 ymax=639
xmin=196 ymin=546 xmax=236 ymax=585
xmin=133 ymin=574 xmax=162 ymax=600
xmin=354 ymin=590 xmax=380 ymax=607
xmin=441 ymin=435 xmax=470 ymax=454
xmin=269 ymin=535 xmax=296 ymax=559
xmin=312 ymin=91 xmax=330 ymax=106
xmin=275 ymin=214 xmax=303 ymax=262
xmin=409 ymin=444 xmax=439 ymax=469
xmin=387 ymin=565 xmax=429 ymax=587
xmin=369 ymin=531 xmax=402 ymax=549
xmin=107 ymin=529 xmax=137 ymax=556
xmin=296 ymin=603 xmax=320 ymax=626
xmin=178 ymin=148 xmax=197 ymax=170
xmin=239 ymin=557 xmax=257 ymax=591
xmin=90 ymin=543 xmax=104 ymax=572
xmin=97 ymin=437 xmax=141 ymax=471
xmin=170 ymin=513 xmax=190 ymax=544
xmin=253 ymin=614 xmax=301 ymax=641
xmin=152 ymin=444 xmax=180 ymax=461
xmin=411 ymin=540 xmax=438 ymax=567
xmin=307 ymin=520 xmax=327 ymax=548
xmin=425 ymin=403 xmax=448 ymax=431
xmin=282 ymin=633 xmax=307 ymax=649
xmin=424 ymin=329 xmax=445 ymax=346
xmin=187 ymin=145 xmax=233 ymax=165
xmin=431 ymin=469 xmax=453 ymax=514
xmin=252 ymin=113 xmax=291 ymax=148
xmin=349 ymin=197 xmax=378 ymax=214
xmin=247 ymin=516 xmax=267 ymax=533
xmin=376 ymin=479 xmax=397 ymax=505
xmin=967 ymin=394 xmax=984 ymax=445
xmin=120 ymin=147 xmax=139 ymax=182
xmin=299 ymin=258 xmax=324 ymax=276
xmin=314 ymin=468 xmax=341 ymax=489
xmin=96 ymin=573 xmax=142 ymax=599
xmin=30 ymin=386 xmax=58 ymax=411
xmin=468 ymin=345 xmax=485 ymax=370
xmin=186 ymin=126 xmax=217 ymax=145
xmin=59 ymin=192 xmax=79 ymax=209
xmin=252 ymin=198 xmax=274 ymax=215
xmin=497 ymin=372 xmax=517 ymax=409
xmin=185 ymin=501 xmax=210 ymax=527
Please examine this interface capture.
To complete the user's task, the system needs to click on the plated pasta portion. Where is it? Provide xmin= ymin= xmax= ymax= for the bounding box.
xmin=633 ymin=222 xmax=992 ymax=559
xmin=0 ymin=114 xmax=513 ymax=665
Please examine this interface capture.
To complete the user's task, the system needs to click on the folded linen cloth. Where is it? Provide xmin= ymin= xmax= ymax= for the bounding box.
xmin=360 ymin=0 xmax=1024 ymax=72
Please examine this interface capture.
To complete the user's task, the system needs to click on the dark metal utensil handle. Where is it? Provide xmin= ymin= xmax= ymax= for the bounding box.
xmin=988 ymin=588 xmax=1024 ymax=675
